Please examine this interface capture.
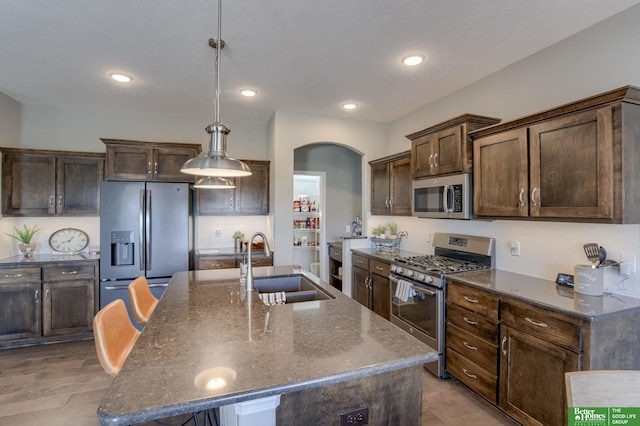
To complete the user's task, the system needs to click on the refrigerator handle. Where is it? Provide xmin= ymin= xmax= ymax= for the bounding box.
xmin=146 ymin=189 xmax=152 ymax=271
xmin=139 ymin=189 xmax=145 ymax=271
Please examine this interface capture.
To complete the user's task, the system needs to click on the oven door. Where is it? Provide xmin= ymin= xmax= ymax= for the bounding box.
xmin=390 ymin=275 xmax=443 ymax=349
xmin=390 ymin=274 xmax=445 ymax=377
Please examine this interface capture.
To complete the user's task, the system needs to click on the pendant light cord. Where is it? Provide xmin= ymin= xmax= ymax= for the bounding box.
xmin=214 ymin=0 xmax=222 ymax=124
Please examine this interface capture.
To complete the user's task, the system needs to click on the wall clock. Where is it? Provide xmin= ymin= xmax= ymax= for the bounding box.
xmin=49 ymin=228 xmax=89 ymax=254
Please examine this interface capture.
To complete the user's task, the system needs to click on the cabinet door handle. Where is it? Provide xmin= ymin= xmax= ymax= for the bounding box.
xmin=463 ymin=316 xmax=478 ymax=326
xmin=531 ymin=187 xmax=538 ymax=206
xmin=428 ymin=154 xmax=434 ymax=167
xmin=518 ymin=188 xmax=525 ymax=206
xmin=463 ymin=296 xmax=479 ymax=304
xmin=501 ymin=336 xmax=508 ymax=356
xmin=49 ymin=195 xmax=54 ymax=207
xmin=58 ymin=195 xmax=62 ymax=208
xmin=385 ymin=197 xmax=390 ymax=208
xmin=154 ymin=162 xmax=158 ymax=173
xmin=525 ymin=317 xmax=548 ymax=328
xmin=61 ymin=270 xmax=78 ymax=275
xmin=462 ymin=368 xmax=477 ymax=379
xmin=4 ymin=273 xmax=23 ymax=278
xmin=463 ymin=341 xmax=478 ymax=351
xmin=147 ymin=162 xmax=152 ymax=174
xmin=388 ymin=197 xmax=393 ymax=208
xmin=434 ymin=152 xmax=439 ymax=167
xmin=45 ymin=289 xmax=50 ymax=301
xmin=35 ymin=289 xmax=39 ymax=302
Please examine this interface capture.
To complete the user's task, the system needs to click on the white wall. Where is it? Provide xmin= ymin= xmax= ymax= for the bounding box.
xmin=1 ymin=102 xmax=268 ymax=258
xmin=380 ymin=4 xmax=640 ymax=298
xmin=269 ymin=110 xmax=387 ymax=266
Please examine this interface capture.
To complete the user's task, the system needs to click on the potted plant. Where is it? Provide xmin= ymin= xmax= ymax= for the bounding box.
xmin=6 ymin=224 xmax=41 ymax=257
xmin=387 ymin=222 xmax=398 ymax=239
xmin=371 ymin=224 xmax=386 ymax=239
xmin=232 ymin=231 xmax=245 ymax=250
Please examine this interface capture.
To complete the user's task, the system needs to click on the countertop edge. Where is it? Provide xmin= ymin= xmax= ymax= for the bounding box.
xmin=97 ymin=353 xmax=434 ymax=425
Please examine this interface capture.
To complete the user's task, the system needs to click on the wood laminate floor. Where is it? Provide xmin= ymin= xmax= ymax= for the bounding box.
xmin=0 ymin=340 xmax=517 ymax=425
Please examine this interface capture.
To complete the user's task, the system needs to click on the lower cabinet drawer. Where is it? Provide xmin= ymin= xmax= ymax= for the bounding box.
xmin=446 ymin=347 xmax=498 ymax=403
xmin=447 ymin=302 xmax=499 ymax=344
xmin=0 ymin=267 xmax=41 ymax=284
xmin=197 ymin=257 xmax=237 ymax=270
xmin=43 ymin=264 xmax=95 ymax=281
xmin=446 ymin=322 xmax=498 ymax=374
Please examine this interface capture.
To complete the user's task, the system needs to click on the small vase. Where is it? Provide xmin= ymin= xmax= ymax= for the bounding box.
xmin=18 ymin=243 xmax=36 ymax=257
xmin=234 ymin=238 xmax=240 ymax=250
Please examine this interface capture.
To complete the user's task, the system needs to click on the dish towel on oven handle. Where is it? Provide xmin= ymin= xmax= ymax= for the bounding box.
xmin=395 ymin=279 xmax=418 ymax=302
xmin=259 ymin=291 xmax=287 ymax=306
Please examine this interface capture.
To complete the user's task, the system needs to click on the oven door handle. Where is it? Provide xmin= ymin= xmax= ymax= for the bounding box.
xmin=390 ymin=275 xmax=437 ymax=297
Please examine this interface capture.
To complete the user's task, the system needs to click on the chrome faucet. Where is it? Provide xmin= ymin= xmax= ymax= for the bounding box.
xmin=246 ymin=232 xmax=271 ymax=291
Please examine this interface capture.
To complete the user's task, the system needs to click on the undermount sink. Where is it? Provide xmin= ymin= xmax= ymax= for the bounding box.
xmin=253 ymin=274 xmax=335 ymax=303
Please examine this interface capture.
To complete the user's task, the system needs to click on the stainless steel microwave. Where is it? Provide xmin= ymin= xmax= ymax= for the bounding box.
xmin=412 ymin=173 xmax=472 ymax=219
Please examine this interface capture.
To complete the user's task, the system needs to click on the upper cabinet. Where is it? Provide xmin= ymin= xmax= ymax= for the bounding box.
xmin=370 ymin=151 xmax=411 ymax=216
xmin=1 ymin=148 xmax=104 ymax=216
xmin=406 ymin=114 xmax=500 ymax=179
xmin=471 ymin=86 xmax=640 ymax=223
xmin=102 ymin=139 xmax=202 ymax=182
xmin=197 ymin=160 xmax=270 ymax=215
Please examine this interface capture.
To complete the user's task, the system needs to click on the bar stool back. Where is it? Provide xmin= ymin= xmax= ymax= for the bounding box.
xmin=128 ymin=276 xmax=159 ymax=326
xmin=93 ymin=299 xmax=141 ymax=377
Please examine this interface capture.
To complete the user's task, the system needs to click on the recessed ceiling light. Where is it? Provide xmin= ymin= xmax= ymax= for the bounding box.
xmin=342 ymin=103 xmax=358 ymax=110
xmin=239 ymin=89 xmax=257 ymax=97
xmin=109 ymin=72 xmax=133 ymax=83
xmin=401 ymin=54 xmax=425 ymax=66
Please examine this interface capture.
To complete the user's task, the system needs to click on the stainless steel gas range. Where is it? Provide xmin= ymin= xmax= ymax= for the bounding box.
xmin=389 ymin=233 xmax=495 ymax=377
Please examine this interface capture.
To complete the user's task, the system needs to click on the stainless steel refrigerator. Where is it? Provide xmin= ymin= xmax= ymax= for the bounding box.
xmin=99 ymin=181 xmax=192 ymax=328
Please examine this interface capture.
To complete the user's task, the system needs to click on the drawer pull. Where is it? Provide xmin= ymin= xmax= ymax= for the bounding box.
xmin=375 ymin=266 xmax=384 ymax=271
xmin=61 ymin=270 xmax=78 ymax=275
xmin=501 ymin=336 xmax=508 ymax=356
xmin=463 ymin=316 xmax=478 ymax=326
xmin=462 ymin=368 xmax=477 ymax=379
xmin=525 ymin=317 xmax=548 ymax=328
xmin=463 ymin=296 xmax=479 ymax=304
xmin=4 ymin=273 xmax=23 ymax=278
xmin=463 ymin=341 xmax=478 ymax=351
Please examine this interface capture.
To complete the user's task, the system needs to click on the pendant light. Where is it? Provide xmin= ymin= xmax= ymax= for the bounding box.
xmin=181 ymin=0 xmax=252 ymax=178
xmin=194 ymin=176 xmax=235 ymax=189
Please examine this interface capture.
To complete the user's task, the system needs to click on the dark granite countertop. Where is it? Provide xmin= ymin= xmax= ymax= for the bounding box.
xmin=351 ymin=247 xmax=423 ymax=263
xmin=97 ymin=265 xmax=437 ymax=425
xmin=447 ymin=269 xmax=640 ymax=321
xmin=0 ymin=253 xmax=99 ymax=266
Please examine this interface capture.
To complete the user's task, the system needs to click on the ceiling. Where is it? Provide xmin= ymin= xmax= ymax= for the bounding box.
xmin=1 ymin=0 xmax=639 ymax=124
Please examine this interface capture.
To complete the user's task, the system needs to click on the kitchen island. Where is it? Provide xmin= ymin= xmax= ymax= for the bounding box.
xmin=97 ymin=266 xmax=437 ymax=426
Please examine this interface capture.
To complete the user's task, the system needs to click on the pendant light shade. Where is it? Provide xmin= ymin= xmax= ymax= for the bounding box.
xmin=181 ymin=0 xmax=252 ymax=179
xmin=194 ymin=176 xmax=236 ymax=189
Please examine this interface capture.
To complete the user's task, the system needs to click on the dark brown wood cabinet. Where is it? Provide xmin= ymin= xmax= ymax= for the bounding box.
xmin=370 ymin=151 xmax=411 ymax=216
xmin=472 ymin=86 xmax=640 ymax=223
xmin=0 ymin=267 xmax=42 ymax=341
xmin=0 ymin=260 xmax=98 ymax=348
xmin=41 ymin=263 xmax=96 ymax=337
xmin=102 ymin=138 xmax=202 ymax=182
xmin=1 ymin=148 xmax=104 ymax=216
xmin=406 ymin=114 xmax=500 ymax=179
xmin=195 ymin=252 xmax=273 ymax=270
xmin=351 ymin=253 xmax=391 ymax=320
xmin=197 ymin=160 xmax=270 ymax=215
xmin=446 ymin=281 xmax=500 ymax=403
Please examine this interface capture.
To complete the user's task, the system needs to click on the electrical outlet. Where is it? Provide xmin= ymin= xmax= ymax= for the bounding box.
xmin=340 ymin=407 xmax=369 ymax=426
xmin=510 ymin=241 xmax=521 ymax=256
xmin=620 ymin=253 xmax=636 ymax=275
xmin=425 ymin=232 xmax=431 ymax=243
xmin=215 ymin=229 xmax=222 ymax=237
xmin=346 ymin=225 xmax=351 ymax=234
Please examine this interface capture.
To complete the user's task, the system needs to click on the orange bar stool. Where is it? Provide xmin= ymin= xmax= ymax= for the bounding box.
xmin=128 ymin=276 xmax=159 ymax=326
xmin=93 ymin=299 xmax=141 ymax=377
